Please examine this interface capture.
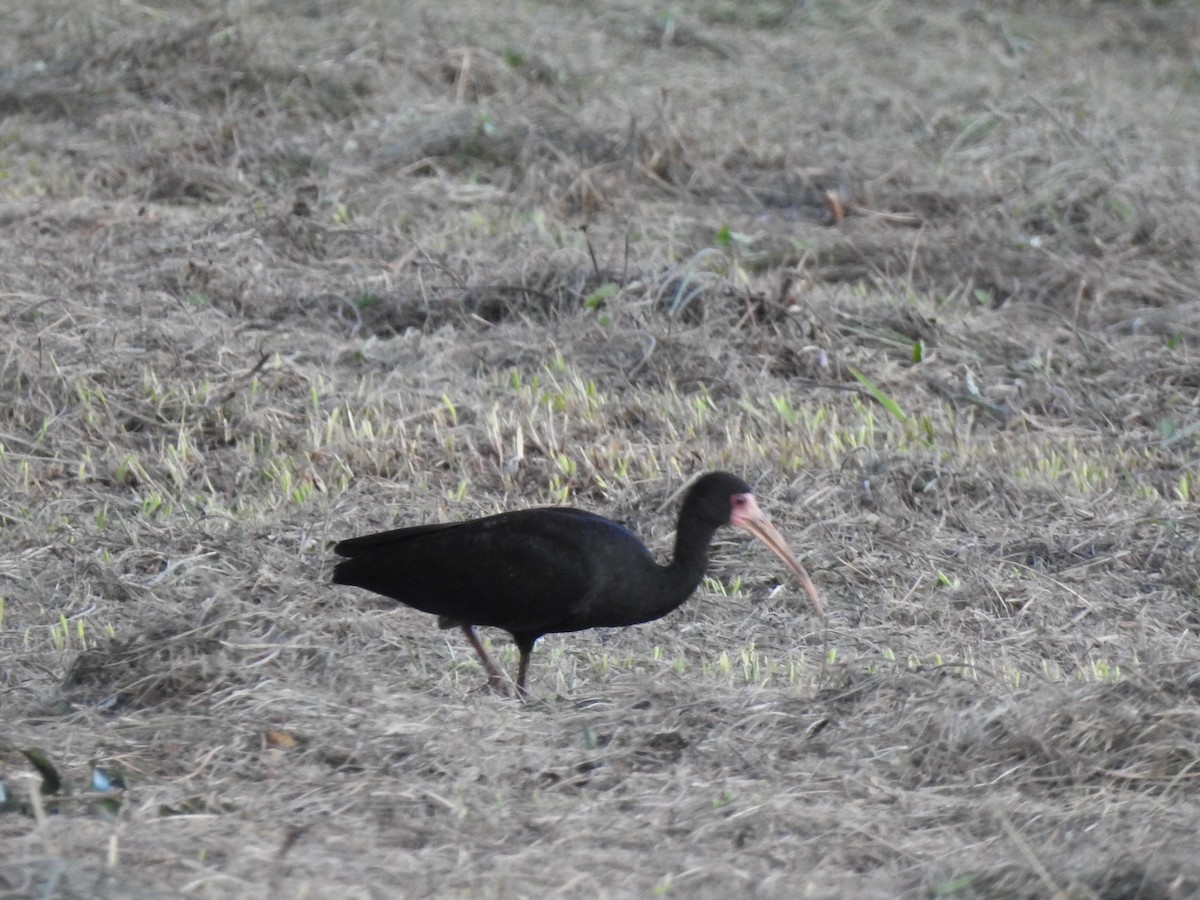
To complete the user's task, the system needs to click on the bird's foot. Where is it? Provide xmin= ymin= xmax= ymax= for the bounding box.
xmin=485 ymin=673 xmax=512 ymax=697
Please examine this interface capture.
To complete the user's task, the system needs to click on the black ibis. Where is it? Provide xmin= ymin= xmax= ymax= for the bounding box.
xmin=332 ymin=471 xmax=823 ymax=694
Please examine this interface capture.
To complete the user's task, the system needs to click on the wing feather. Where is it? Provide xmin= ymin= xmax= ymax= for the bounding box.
xmin=333 ymin=508 xmax=626 ymax=633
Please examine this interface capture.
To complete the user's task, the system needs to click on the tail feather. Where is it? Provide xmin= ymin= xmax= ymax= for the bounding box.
xmin=333 ymin=521 xmax=458 ymax=557
xmin=332 ymin=553 xmax=403 ymax=592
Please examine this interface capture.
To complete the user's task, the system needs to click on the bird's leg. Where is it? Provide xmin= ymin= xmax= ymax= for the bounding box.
xmin=512 ymin=634 xmax=538 ymax=699
xmin=459 ymin=625 xmax=508 ymax=694
xmin=516 ymin=650 xmax=531 ymax=698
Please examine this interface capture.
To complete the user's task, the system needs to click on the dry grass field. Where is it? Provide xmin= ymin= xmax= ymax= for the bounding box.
xmin=3 ymin=1 xmax=1200 ymax=897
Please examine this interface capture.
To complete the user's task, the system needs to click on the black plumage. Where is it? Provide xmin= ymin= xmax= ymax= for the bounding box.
xmin=332 ymin=471 xmax=822 ymax=694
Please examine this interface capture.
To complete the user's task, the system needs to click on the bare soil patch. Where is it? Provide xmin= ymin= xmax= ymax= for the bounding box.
xmin=3 ymin=1 xmax=1199 ymax=897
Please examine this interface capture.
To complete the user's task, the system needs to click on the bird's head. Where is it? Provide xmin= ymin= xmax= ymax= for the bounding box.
xmin=684 ymin=471 xmax=825 ymax=618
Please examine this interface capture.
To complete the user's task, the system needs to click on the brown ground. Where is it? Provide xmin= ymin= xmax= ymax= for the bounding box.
xmin=3 ymin=1 xmax=1200 ymax=897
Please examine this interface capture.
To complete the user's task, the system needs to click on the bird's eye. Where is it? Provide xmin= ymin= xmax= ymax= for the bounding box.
xmin=732 ymin=495 xmax=747 ymax=507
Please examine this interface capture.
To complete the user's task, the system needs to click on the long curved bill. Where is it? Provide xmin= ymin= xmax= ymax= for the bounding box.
xmin=732 ymin=496 xmax=824 ymax=619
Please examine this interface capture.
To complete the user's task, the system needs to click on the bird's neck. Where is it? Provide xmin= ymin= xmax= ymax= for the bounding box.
xmin=658 ymin=514 xmax=718 ymax=605
xmin=589 ymin=513 xmax=720 ymax=629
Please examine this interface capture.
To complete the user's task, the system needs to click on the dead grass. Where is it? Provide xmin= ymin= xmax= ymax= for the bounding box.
xmin=2 ymin=0 xmax=1200 ymax=897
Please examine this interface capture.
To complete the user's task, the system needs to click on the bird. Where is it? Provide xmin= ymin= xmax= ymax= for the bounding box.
xmin=331 ymin=471 xmax=823 ymax=695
